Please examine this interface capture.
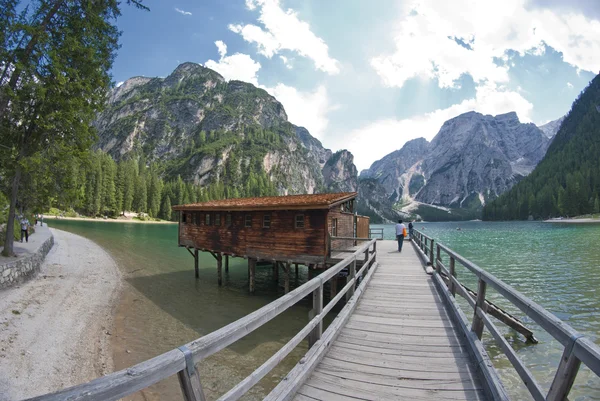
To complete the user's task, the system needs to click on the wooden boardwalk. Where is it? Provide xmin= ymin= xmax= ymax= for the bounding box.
xmin=294 ymin=240 xmax=487 ymax=400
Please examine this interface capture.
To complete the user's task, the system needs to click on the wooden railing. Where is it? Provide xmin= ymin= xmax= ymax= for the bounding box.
xmin=27 ymin=239 xmax=379 ymax=401
xmin=368 ymin=227 xmax=384 ymax=239
xmin=413 ymin=229 xmax=600 ymax=401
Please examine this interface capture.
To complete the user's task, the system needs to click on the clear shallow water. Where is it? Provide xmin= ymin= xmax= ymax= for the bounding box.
xmin=373 ymin=221 xmax=600 ymax=400
xmin=48 ymin=219 xmax=600 ymax=400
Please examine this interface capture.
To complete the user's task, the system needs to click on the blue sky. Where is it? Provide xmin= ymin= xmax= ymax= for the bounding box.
xmin=112 ymin=0 xmax=600 ymax=170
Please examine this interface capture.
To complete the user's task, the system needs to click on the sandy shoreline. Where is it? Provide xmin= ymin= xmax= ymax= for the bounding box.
xmin=0 ymin=228 xmax=122 ymax=400
xmin=47 ymin=215 xmax=176 ymax=224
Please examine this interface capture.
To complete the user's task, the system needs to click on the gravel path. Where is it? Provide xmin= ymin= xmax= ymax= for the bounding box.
xmin=0 ymin=229 xmax=121 ymax=401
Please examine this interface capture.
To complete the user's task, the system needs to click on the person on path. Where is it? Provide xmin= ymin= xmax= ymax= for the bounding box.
xmin=395 ymin=219 xmax=406 ymax=252
xmin=40 ymin=213 xmax=44 ymax=227
xmin=20 ymin=217 xmax=30 ymax=243
xmin=408 ymin=221 xmax=414 ymax=240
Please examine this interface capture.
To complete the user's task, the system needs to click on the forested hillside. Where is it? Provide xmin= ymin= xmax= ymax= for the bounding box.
xmin=52 ymin=150 xmax=276 ymax=221
xmin=483 ymin=75 xmax=600 ymax=220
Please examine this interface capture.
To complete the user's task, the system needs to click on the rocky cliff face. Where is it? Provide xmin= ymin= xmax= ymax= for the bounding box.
xmin=360 ymin=111 xmax=553 ymax=219
xmin=94 ymin=62 xmax=355 ymax=195
xmin=538 ymin=116 xmax=565 ymax=139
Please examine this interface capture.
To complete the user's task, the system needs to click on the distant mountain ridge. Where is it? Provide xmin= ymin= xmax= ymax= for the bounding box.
xmin=359 ymin=112 xmax=564 ymax=222
xmin=94 ymin=62 xmax=357 ymax=196
xmin=484 ymin=75 xmax=600 ymax=220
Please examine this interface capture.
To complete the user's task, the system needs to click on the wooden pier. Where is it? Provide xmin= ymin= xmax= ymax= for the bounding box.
xmin=288 ymin=240 xmax=489 ymax=400
xmin=25 ymin=234 xmax=600 ymax=401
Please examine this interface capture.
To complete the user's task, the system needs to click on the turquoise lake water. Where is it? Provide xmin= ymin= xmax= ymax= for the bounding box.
xmin=47 ymin=219 xmax=600 ymax=400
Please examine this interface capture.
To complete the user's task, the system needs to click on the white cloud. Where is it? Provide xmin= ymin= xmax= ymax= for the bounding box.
xmin=205 ymin=41 xmax=261 ymax=86
xmin=175 ymin=7 xmax=192 ymax=16
xmin=372 ymin=0 xmax=600 ymax=89
xmin=345 ymin=84 xmax=534 ymax=170
xmin=116 ymin=81 xmax=124 ymax=88
xmin=229 ymin=0 xmax=340 ymax=74
xmin=567 ymin=82 xmax=574 ymax=88
xmin=279 ymin=55 xmax=293 ymax=69
xmin=265 ymin=84 xmax=333 ymax=140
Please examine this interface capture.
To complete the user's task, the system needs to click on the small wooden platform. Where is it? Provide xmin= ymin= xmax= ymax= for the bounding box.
xmin=294 ymin=240 xmax=487 ymax=400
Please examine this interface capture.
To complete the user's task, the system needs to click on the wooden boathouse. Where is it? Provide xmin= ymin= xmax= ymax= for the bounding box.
xmin=172 ymin=192 xmax=370 ymax=293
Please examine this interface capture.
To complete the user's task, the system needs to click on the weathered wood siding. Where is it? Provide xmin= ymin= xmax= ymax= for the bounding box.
xmin=356 ymin=215 xmax=370 ymax=239
xmin=179 ymin=210 xmax=328 ymax=263
xmin=328 ymin=207 xmax=356 ymax=251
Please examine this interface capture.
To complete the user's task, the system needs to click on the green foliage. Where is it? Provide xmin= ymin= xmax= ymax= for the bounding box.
xmin=483 ymin=75 xmax=600 ymax=220
xmin=408 ymin=174 xmax=425 ymax=196
xmin=0 ymin=0 xmax=147 ymax=255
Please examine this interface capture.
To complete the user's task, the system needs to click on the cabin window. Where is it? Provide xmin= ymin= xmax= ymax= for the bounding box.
xmin=295 ymin=214 xmax=305 ymax=228
xmin=195 ymin=213 xmax=201 ymax=225
xmin=215 ymin=214 xmax=221 ymax=226
xmin=263 ymin=215 xmax=271 ymax=228
xmin=245 ymin=214 xmax=252 ymax=227
xmin=226 ymin=214 xmax=232 ymax=226
xmin=205 ymin=213 xmax=212 ymax=226
xmin=182 ymin=212 xmax=187 ymax=223
xmin=331 ymin=218 xmax=338 ymax=237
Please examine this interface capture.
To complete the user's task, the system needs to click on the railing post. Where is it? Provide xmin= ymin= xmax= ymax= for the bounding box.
xmin=547 ymin=337 xmax=584 ymax=401
xmin=177 ymin=346 xmax=206 ymax=401
xmin=373 ymin=240 xmax=377 ymax=263
xmin=435 ymin=245 xmax=441 ymax=270
xmin=308 ymin=280 xmax=323 ymax=347
xmin=471 ymin=278 xmax=487 ymax=339
xmin=429 ymin=239 xmax=434 ymax=266
xmin=449 ymin=256 xmax=456 ymax=297
xmin=346 ymin=257 xmax=356 ymax=301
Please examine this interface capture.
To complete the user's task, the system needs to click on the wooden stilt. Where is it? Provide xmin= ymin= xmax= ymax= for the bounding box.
xmin=294 ymin=263 xmax=299 ymax=278
xmin=217 ymin=254 xmax=223 ymax=286
xmin=225 ymin=255 xmax=229 ymax=273
xmin=284 ymin=262 xmax=291 ymax=294
xmin=194 ymin=249 xmax=199 ymax=279
xmin=249 ymin=258 xmax=256 ymax=293
xmin=274 ymin=261 xmax=279 ymax=282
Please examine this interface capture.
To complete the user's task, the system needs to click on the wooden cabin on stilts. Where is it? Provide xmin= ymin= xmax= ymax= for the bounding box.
xmin=172 ymin=192 xmax=369 ymax=294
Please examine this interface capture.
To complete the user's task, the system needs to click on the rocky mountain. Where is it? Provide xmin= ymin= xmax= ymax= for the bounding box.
xmin=484 ymin=74 xmax=600 ymax=220
xmin=94 ymin=62 xmax=356 ymax=196
xmin=360 ymin=111 xmax=553 ymax=221
xmin=538 ymin=116 xmax=565 ymax=139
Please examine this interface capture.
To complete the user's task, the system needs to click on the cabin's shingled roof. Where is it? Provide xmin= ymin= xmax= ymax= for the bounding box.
xmin=172 ymin=192 xmax=357 ymax=211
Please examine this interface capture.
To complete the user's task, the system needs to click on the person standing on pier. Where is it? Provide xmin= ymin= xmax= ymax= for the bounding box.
xmin=395 ymin=219 xmax=406 ymax=252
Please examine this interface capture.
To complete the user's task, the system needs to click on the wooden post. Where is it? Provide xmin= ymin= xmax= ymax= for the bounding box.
xmin=449 ymin=256 xmax=456 ymax=297
xmin=194 ymin=249 xmax=199 ymax=279
xmin=346 ymin=258 xmax=356 ymax=301
xmin=217 ymin=254 xmax=223 ymax=286
xmin=429 ymin=239 xmax=434 ymax=266
xmin=330 ymin=275 xmax=338 ymax=300
xmin=372 ymin=240 xmax=377 ymax=263
xmin=547 ymin=342 xmax=583 ymax=401
xmin=472 ymin=278 xmax=487 ymax=339
xmin=177 ymin=346 xmax=206 ymax=401
xmin=436 ymin=247 xmax=442 ymax=275
xmin=435 ymin=245 xmax=441 ymax=270
xmin=308 ymin=283 xmax=323 ymax=347
xmin=274 ymin=261 xmax=279 ymax=282
xmin=248 ymin=258 xmax=256 ymax=293
xmin=294 ymin=263 xmax=299 ymax=278
xmin=225 ymin=255 xmax=229 ymax=273
xmin=284 ymin=262 xmax=290 ymax=294
xmin=363 ymin=248 xmax=368 ymax=269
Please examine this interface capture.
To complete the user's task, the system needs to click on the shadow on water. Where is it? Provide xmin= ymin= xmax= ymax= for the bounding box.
xmin=124 ymin=264 xmax=313 ymax=356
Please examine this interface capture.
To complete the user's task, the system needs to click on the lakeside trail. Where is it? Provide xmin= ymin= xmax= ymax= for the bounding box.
xmin=0 ymin=229 xmax=121 ymax=401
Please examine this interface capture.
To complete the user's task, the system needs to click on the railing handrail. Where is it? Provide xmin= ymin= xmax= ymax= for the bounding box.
xmin=28 ymin=238 xmax=378 ymax=401
xmin=413 ymin=229 xmax=600 ymax=401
